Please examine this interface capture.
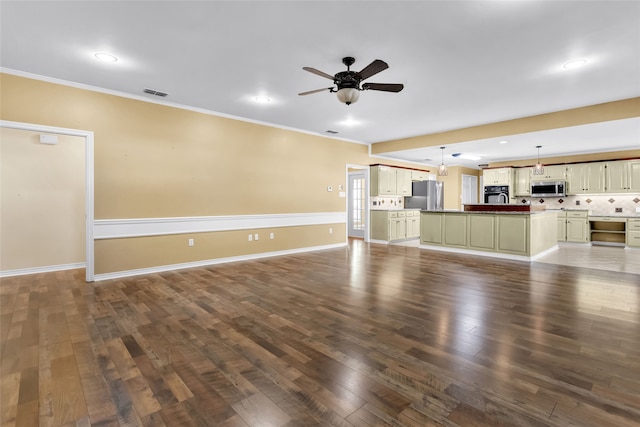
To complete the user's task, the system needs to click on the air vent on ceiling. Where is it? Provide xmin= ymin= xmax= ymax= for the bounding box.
xmin=326 ymin=130 xmax=339 ymax=134
xmin=143 ymin=88 xmax=168 ymax=97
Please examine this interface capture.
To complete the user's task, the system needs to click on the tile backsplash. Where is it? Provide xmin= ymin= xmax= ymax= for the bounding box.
xmin=517 ymin=194 xmax=640 ymax=215
xmin=371 ymin=196 xmax=404 ymax=210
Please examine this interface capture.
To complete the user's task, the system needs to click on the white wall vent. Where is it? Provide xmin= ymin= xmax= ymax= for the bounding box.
xmin=143 ymin=88 xmax=168 ymax=97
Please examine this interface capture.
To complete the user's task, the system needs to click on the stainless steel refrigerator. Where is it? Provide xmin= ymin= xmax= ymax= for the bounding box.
xmin=403 ymin=181 xmax=444 ymax=211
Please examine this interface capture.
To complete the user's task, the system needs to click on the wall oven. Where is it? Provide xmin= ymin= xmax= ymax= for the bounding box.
xmin=484 ymin=185 xmax=509 ymax=204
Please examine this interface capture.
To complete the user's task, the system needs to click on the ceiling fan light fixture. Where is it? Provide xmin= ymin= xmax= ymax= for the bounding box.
xmin=336 ymin=88 xmax=360 ymax=105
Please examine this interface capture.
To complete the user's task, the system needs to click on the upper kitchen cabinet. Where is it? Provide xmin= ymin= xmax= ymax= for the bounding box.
xmin=396 ymin=168 xmax=413 ymax=196
xmin=370 ymin=165 xmax=413 ymax=196
xmin=605 ymin=160 xmax=640 ymax=193
xmin=533 ymin=164 xmax=566 ymax=181
xmin=514 ymin=167 xmax=532 ymax=196
xmin=411 ymin=170 xmax=431 ymax=181
xmin=566 ymin=162 xmax=605 ymax=195
xmin=483 ymin=167 xmax=512 ymax=185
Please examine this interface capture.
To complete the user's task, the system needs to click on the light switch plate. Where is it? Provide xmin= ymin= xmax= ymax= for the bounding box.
xmin=636 ymin=207 xmax=640 ymax=213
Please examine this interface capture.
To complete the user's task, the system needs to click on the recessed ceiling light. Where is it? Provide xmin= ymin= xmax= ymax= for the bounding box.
xmin=94 ymin=52 xmax=118 ymax=62
xmin=562 ymin=58 xmax=588 ymax=70
xmin=254 ymin=96 xmax=271 ymax=103
xmin=499 ymin=140 xmax=508 ymax=144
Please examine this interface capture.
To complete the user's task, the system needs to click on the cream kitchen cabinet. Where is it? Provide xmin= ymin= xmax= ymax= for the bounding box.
xmin=370 ymin=210 xmax=419 ymax=242
xmin=565 ymin=211 xmax=589 ymax=243
xmin=515 ymin=167 xmax=532 ymax=196
xmin=411 ymin=170 xmax=431 ymax=181
xmin=533 ymin=164 xmax=566 ymax=181
xmin=566 ymin=162 xmax=605 ymax=194
xmin=370 ymin=165 xmax=413 ymax=196
xmin=605 ymin=160 xmax=640 ymax=193
xmin=420 ymin=212 xmax=444 ymax=245
xmin=627 ymin=219 xmax=640 ymax=248
xmin=557 ymin=211 xmax=567 ymax=242
xmin=483 ymin=167 xmax=513 ymax=185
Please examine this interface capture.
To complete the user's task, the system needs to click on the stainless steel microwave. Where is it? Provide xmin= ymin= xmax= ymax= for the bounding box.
xmin=531 ymin=181 xmax=566 ymax=197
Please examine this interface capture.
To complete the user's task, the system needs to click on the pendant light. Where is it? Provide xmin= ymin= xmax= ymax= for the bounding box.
xmin=533 ymin=145 xmax=544 ymax=175
xmin=438 ymin=146 xmax=448 ymax=176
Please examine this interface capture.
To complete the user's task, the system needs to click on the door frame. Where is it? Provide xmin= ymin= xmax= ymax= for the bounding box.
xmin=345 ymin=164 xmax=370 ymax=242
xmin=461 ymin=173 xmax=479 ymax=208
xmin=1 ymin=120 xmax=95 ymax=282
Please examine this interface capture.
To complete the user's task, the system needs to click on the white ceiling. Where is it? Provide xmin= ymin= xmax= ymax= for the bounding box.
xmin=1 ymin=1 xmax=639 ymax=169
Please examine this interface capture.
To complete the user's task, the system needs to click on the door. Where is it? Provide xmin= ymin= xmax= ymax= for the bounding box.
xmin=348 ymin=171 xmax=366 ymax=238
xmin=462 ymin=174 xmax=478 ymax=207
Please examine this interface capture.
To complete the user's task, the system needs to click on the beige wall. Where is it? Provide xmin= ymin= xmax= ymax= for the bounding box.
xmin=436 ymin=166 xmax=480 ymax=210
xmin=1 ymin=73 xmax=415 ymax=276
xmin=0 ymin=128 xmax=85 ymax=270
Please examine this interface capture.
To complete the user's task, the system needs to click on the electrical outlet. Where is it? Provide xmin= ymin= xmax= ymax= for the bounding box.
xmin=329 ymin=227 xmax=333 ymax=234
xmin=188 ymin=238 xmax=194 ymax=247
xmin=270 ymin=232 xmax=274 ymax=239
xmin=636 ymin=207 xmax=640 ymax=213
xmin=248 ymin=234 xmax=252 ymax=242
xmin=254 ymin=233 xmax=259 ymax=241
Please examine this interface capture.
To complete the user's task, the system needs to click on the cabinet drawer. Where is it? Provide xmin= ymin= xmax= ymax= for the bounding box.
xmin=591 ymin=216 xmax=626 ymax=223
xmin=398 ymin=211 xmax=407 ymax=218
xmin=566 ymin=211 xmax=588 ymax=218
xmin=628 ymin=220 xmax=640 ymax=231
xmin=389 ymin=211 xmax=398 ymax=218
xmin=628 ymin=231 xmax=640 ymax=247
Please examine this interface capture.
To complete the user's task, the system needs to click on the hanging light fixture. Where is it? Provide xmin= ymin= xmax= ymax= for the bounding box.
xmin=533 ymin=145 xmax=544 ymax=175
xmin=438 ymin=146 xmax=448 ymax=176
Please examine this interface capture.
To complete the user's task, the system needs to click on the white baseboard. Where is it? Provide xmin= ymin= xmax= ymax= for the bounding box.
xmin=418 ymin=244 xmax=559 ymax=262
xmin=0 ymin=262 xmax=85 ymax=278
xmin=93 ymin=243 xmax=347 ymax=282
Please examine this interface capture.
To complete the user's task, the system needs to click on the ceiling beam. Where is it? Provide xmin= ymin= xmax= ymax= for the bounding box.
xmin=371 ymin=97 xmax=640 ymax=155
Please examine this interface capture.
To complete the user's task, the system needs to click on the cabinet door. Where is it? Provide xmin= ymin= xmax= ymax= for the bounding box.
xmin=396 ymin=169 xmax=412 ymax=196
xmin=566 ymin=219 xmax=588 ymax=243
xmin=381 ymin=168 xmax=397 ymax=195
xmin=443 ymin=215 xmax=468 ymax=247
xmin=605 ymin=161 xmax=628 ymax=192
xmin=407 ymin=217 xmax=420 ymax=238
xmin=482 ymin=169 xmax=498 ymax=184
xmin=469 ymin=215 xmax=495 ymax=250
xmin=542 ymin=165 xmax=566 ymax=180
xmin=495 ymin=168 xmax=511 ymax=185
xmin=557 ymin=218 xmax=566 ymax=242
xmin=515 ymin=168 xmax=531 ymax=196
xmin=566 ymin=164 xmax=585 ymax=194
xmin=628 ymin=160 xmax=640 ymax=192
xmin=584 ymin=162 xmax=606 ymax=193
xmin=497 ymin=215 xmax=529 ymax=254
xmin=421 ymin=213 xmax=443 ymax=244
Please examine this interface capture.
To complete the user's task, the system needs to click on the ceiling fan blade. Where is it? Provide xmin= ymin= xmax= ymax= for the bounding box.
xmin=298 ymin=87 xmax=333 ymax=96
xmin=358 ymin=59 xmax=389 ymax=80
xmin=362 ymin=83 xmax=404 ymax=92
xmin=302 ymin=67 xmax=335 ymax=80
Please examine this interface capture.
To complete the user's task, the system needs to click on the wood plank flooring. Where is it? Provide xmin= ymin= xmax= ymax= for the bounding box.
xmin=1 ymin=239 xmax=639 ymax=426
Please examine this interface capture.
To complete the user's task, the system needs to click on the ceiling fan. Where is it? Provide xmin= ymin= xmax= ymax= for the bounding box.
xmin=299 ymin=57 xmax=404 ymax=105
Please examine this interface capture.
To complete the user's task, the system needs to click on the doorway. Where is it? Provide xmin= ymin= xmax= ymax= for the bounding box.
xmin=0 ymin=121 xmax=94 ymax=282
xmin=462 ymin=174 xmax=478 ymax=207
xmin=347 ymin=168 xmax=368 ymax=239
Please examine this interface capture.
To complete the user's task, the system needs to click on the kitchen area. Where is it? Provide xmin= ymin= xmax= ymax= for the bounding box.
xmin=367 ymin=157 xmax=640 ymax=259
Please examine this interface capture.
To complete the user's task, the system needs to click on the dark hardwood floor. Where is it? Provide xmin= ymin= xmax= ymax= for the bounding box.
xmin=1 ymin=239 xmax=640 ymax=426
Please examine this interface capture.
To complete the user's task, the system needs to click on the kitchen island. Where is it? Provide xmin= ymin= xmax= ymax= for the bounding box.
xmin=420 ymin=209 xmax=558 ymax=261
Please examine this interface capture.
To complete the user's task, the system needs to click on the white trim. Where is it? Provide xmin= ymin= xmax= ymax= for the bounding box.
xmin=0 ymin=263 xmax=85 ymax=278
xmin=93 ymin=243 xmax=346 ymax=281
xmin=94 ymin=212 xmax=346 ymax=239
xmin=1 ymin=67 xmax=367 ymax=146
xmin=418 ymin=244 xmax=559 ymax=262
xmin=1 ymin=120 xmax=95 ymax=282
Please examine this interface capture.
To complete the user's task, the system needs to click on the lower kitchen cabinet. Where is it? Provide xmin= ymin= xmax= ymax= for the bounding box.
xmin=443 ymin=214 xmax=468 ymax=247
xmin=420 ymin=212 xmax=443 ymax=244
xmin=496 ymin=215 xmax=529 ymax=255
xmin=557 ymin=212 xmax=567 ymax=242
xmin=628 ymin=219 xmax=640 ymax=247
xmin=370 ymin=210 xmax=420 ymax=242
xmin=469 ymin=214 xmax=495 ymax=250
xmin=566 ymin=211 xmax=589 ymax=243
